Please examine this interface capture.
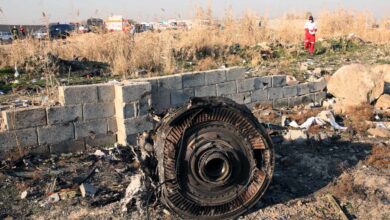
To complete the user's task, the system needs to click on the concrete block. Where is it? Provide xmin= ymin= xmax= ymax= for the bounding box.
xmin=28 ymin=145 xmax=50 ymax=156
xmin=301 ymin=93 xmax=316 ymax=104
xmin=115 ymin=82 xmax=151 ymax=103
xmin=182 ymin=72 xmax=205 ymax=88
xmin=123 ymin=116 xmax=154 ymax=135
xmin=151 ymin=89 xmax=171 ymax=113
xmin=204 ymin=70 xmax=226 ymax=85
xmin=231 ymin=92 xmax=251 ymax=104
xmin=254 ymin=76 xmax=272 ymax=89
xmin=273 ymin=98 xmax=289 ymax=108
xmin=83 ymin=103 xmax=115 ymax=121
xmin=125 ymin=134 xmax=139 ymax=146
xmin=135 ymin=95 xmax=151 ymax=116
xmin=289 ymin=96 xmax=303 ymax=107
xmin=2 ymin=107 xmax=46 ymax=130
xmin=107 ymin=118 xmax=118 ymax=134
xmin=171 ymin=88 xmax=194 ymax=106
xmin=158 ymin=75 xmax=182 ymax=90
xmin=97 ymin=84 xmax=115 ymax=102
xmin=47 ymin=105 xmax=82 ymax=125
xmin=116 ymin=102 xmax=137 ymax=119
xmin=50 ymin=139 xmax=85 ymax=154
xmin=116 ymin=119 xmax=127 ymax=146
xmin=283 ymin=85 xmax=298 ymax=98
xmin=217 ymin=81 xmax=237 ymax=96
xmin=237 ymin=78 xmax=255 ymax=93
xmin=85 ymin=134 xmax=116 ymax=147
xmin=194 ymin=85 xmax=217 ymax=97
xmin=38 ymin=124 xmax=74 ymax=145
xmin=75 ymin=119 xmax=108 ymax=139
xmin=221 ymin=94 xmax=233 ymax=99
xmin=297 ymin=83 xmax=310 ymax=96
xmin=251 ymin=89 xmax=268 ymax=102
xmin=134 ymin=78 xmax=158 ymax=94
xmin=268 ymin=88 xmax=283 ymax=100
xmin=226 ymin=67 xmax=246 ymax=81
xmin=272 ymin=75 xmax=287 ymax=87
xmin=253 ymin=100 xmax=273 ymax=106
xmin=123 ymin=103 xmax=136 ymax=119
xmin=59 ymin=85 xmax=98 ymax=105
xmin=308 ymin=79 xmax=327 ymax=92
xmin=0 ymin=128 xmax=38 ymax=151
xmin=315 ymin=92 xmax=327 ymax=103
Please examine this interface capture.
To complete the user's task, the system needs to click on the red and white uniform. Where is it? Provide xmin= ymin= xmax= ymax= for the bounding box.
xmin=304 ymin=21 xmax=317 ymax=54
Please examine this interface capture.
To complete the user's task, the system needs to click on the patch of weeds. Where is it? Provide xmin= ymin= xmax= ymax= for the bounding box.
xmin=364 ymin=144 xmax=390 ymax=170
xmin=0 ymin=66 xmax=13 ymax=76
xmin=343 ymin=104 xmax=374 ymax=133
xmin=314 ymin=41 xmax=327 ymax=55
xmin=376 ymin=59 xmax=390 ymax=64
xmin=345 ymin=40 xmax=359 ymax=52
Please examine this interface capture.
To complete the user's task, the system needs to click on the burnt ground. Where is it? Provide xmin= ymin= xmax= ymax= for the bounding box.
xmin=0 ymin=109 xmax=389 ymax=220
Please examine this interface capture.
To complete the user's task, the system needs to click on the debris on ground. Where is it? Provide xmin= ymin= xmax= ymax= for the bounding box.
xmin=80 ymin=183 xmax=98 ymax=198
xmin=367 ymin=127 xmax=390 ymax=138
xmin=286 ymin=110 xmax=347 ymax=130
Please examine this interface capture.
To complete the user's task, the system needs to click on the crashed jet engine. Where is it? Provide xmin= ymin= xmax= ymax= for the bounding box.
xmin=154 ymin=97 xmax=274 ymax=219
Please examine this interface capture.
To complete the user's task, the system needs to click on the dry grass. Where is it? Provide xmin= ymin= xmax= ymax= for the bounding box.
xmin=343 ymin=104 xmax=375 ymax=133
xmin=1 ymin=8 xmax=390 ymax=76
xmin=365 ymin=144 xmax=390 ymax=170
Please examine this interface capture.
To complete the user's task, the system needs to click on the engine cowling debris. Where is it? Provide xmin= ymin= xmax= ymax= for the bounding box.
xmin=154 ymin=97 xmax=274 ymax=219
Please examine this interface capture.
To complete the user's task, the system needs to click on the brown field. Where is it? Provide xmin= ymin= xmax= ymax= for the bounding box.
xmin=1 ymin=8 xmax=390 ymax=77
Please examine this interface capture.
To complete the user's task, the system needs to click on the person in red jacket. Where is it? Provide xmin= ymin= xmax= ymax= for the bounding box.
xmin=304 ymin=15 xmax=317 ymax=55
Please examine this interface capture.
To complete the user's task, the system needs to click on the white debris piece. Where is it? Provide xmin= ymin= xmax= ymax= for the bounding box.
xmin=283 ymin=130 xmax=308 ymax=144
xmin=21 ymin=190 xmax=28 ymax=199
xmin=288 ymin=110 xmax=347 ymax=130
xmin=93 ymin=150 xmax=106 ymax=157
xmin=47 ymin=193 xmax=60 ymax=204
xmin=80 ymin=183 xmax=97 ymax=197
xmin=121 ymin=173 xmax=143 ymax=212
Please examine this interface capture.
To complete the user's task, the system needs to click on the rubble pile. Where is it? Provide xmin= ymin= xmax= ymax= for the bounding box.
xmin=0 ymin=144 xmax=161 ymax=219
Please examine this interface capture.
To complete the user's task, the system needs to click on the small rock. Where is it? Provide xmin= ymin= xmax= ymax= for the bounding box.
xmin=21 ymin=191 xmax=28 ymax=199
xmin=59 ymin=190 xmax=77 ymax=200
xmin=286 ymin=75 xmax=299 ymax=86
xmin=80 ymin=183 xmax=97 ymax=197
xmin=300 ymin=63 xmax=308 ymax=71
xmin=47 ymin=193 xmax=60 ymax=204
xmin=375 ymin=94 xmax=390 ymax=111
xmin=283 ymin=130 xmax=308 ymax=144
xmin=313 ymin=67 xmax=322 ymax=76
xmin=368 ymin=127 xmax=390 ymax=138
xmin=144 ymin=143 xmax=154 ymax=153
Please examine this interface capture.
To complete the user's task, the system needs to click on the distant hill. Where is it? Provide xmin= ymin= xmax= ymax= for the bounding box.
xmin=0 ymin=25 xmax=45 ymax=33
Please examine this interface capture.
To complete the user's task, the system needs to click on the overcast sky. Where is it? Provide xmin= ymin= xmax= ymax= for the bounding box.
xmin=0 ymin=0 xmax=389 ymax=25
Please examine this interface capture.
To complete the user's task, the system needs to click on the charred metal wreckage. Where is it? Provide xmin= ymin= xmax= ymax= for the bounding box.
xmin=151 ymin=97 xmax=274 ymax=219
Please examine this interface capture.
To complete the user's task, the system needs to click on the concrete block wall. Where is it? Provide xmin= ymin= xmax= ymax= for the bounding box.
xmin=114 ymin=82 xmax=153 ymax=145
xmin=135 ymin=67 xmax=326 ymax=113
xmin=0 ymin=67 xmax=327 ymax=157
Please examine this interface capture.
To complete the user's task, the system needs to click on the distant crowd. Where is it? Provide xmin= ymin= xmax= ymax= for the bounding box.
xmin=10 ymin=25 xmax=26 ymax=40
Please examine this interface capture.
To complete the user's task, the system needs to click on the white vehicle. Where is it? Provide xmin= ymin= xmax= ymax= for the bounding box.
xmin=32 ymin=29 xmax=48 ymax=40
xmin=106 ymin=15 xmax=128 ymax=32
xmin=0 ymin=32 xmax=12 ymax=43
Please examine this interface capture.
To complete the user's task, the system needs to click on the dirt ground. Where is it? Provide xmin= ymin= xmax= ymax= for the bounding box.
xmin=0 ymin=104 xmax=389 ymax=220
